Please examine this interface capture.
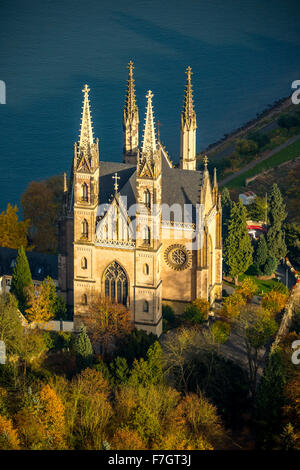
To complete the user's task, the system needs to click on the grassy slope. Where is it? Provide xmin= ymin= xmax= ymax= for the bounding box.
xmin=226 ymin=137 xmax=300 ymax=189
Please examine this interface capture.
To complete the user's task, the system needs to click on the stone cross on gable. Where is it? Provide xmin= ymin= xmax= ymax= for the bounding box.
xmin=112 ymin=172 xmax=120 ymax=193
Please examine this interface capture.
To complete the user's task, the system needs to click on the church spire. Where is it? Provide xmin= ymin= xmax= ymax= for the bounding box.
xmin=180 ymin=66 xmax=197 ymax=171
xmin=79 ymin=84 xmax=94 ymax=150
xmin=124 ymin=61 xmax=138 ymax=119
xmin=182 ymin=66 xmax=196 ymax=126
xmin=142 ymin=90 xmax=157 ymax=154
xmin=123 ymin=61 xmax=139 ymax=164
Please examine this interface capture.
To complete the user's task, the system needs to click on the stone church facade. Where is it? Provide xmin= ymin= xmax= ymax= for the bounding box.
xmin=58 ymin=63 xmax=222 ymax=337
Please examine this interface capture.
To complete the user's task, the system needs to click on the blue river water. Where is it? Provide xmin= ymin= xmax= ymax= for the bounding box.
xmin=0 ymin=0 xmax=300 ymax=212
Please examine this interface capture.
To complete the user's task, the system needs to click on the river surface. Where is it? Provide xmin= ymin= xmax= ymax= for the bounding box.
xmin=0 ymin=0 xmax=300 ymax=212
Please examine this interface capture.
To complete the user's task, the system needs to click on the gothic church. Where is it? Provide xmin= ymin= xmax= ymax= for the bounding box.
xmin=58 ymin=62 xmax=222 ymax=337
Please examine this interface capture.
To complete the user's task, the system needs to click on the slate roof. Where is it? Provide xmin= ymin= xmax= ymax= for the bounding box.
xmin=98 ymin=151 xmax=203 ymax=222
xmin=0 ymin=247 xmax=58 ymax=281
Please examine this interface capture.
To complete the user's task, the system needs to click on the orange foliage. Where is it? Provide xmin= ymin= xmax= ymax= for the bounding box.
xmin=262 ymin=290 xmax=287 ymax=315
xmin=15 ymin=385 xmax=66 ymax=449
xmin=222 ymin=292 xmax=246 ymax=319
xmin=39 ymin=384 xmax=66 ymax=449
xmin=111 ymin=428 xmax=145 ymax=450
xmin=85 ymin=296 xmax=133 ymax=354
xmin=0 ymin=415 xmax=20 ymax=450
xmin=0 ymin=203 xmax=30 ymax=250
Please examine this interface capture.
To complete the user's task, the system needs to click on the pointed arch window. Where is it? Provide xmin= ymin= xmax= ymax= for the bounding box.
xmin=82 ymin=219 xmax=88 ymax=238
xmin=82 ymin=293 xmax=87 ymax=305
xmin=144 ymin=189 xmax=151 ymax=208
xmin=143 ymin=263 xmax=149 ymax=275
xmin=143 ymin=226 xmax=151 ymax=244
xmin=82 ymin=183 xmax=89 ymax=202
xmin=143 ymin=300 xmax=149 ymax=313
xmin=81 ymin=257 xmax=87 ymax=269
xmin=104 ymin=261 xmax=128 ymax=306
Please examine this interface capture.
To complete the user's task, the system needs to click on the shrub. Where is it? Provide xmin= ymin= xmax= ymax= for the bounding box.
xmin=162 ymin=305 xmax=176 ymax=325
xmin=182 ymin=298 xmax=210 ymax=325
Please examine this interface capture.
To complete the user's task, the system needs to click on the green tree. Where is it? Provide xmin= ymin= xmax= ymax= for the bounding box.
xmin=284 ymin=222 xmax=300 ymax=266
xmin=10 ymin=246 xmax=33 ymax=313
xmin=129 ymin=341 xmax=163 ymax=387
xmin=247 ymin=131 xmax=270 ymax=150
xmin=254 ymin=348 xmax=287 ymax=449
xmin=224 ymin=200 xmax=253 ymax=284
xmin=278 ymin=114 xmax=299 ymax=129
xmin=236 ymin=138 xmax=258 ymax=156
xmin=267 ymin=184 xmax=287 ymax=265
xmin=116 ymin=328 xmax=157 ymax=366
xmin=110 ymin=356 xmax=130 ymax=385
xmin=210 ymin=321 xmax=230 ymax=345
xmin=254 ymin=234 xmax=268 ymax=275
xmin=182 ymin=298 xmax=209 ymax=325
xmin=0 ymin=293 xmax=24 ymax=356
xmin=41 ymin=276 xmax=67 ymax=320
xmin=74 ymin=324 xmax=93 ymax=371
xmin=280 ymin=423 xmax=296 ymax=451
xmin=221 ymin=187 xmax=233 ymax=242
xmin=246 ymin=196 xmax=268 ymax=223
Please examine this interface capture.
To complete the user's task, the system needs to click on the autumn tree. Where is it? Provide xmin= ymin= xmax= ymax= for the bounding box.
xmin=85 ymin=296 xmax=133 ymax=358
xmin=15 ymin=384 xmax=66 ymax=449
xmin=224 ymin=200 xmax=253 ymax=284
xmin=210 ymin=321 xmax=230 ymax=346
xmin=0 ymin=415 xmax=20 ymax=450
xmin=110 ymin=428 xmax=145 ymax=450
xmin=238 ymin=306 xmax=277 ymax=398
xmin=21 ymin=175 xmax=64 ymax=253
xmin=173 ymin=392 xmax=227 ymax=450
xmin=262 ymin=289 xmax=288 ymax=316
xmin=0 ymin=203 xmax=30 ymax=250
xmin=236 ymin=277 xmax=258 ymax=302
xmin=25 ymin=278 xmax=55 ymax=324
xmin=221 ymin=292 xmax=246 ymax=319
xmin=182 ymin=298 xmax=210 ymax=325
xmin=68 ymin=369 xmax=112 ymax=449
xmin=10 ymin=246 xmax=33 ymax=313
xmin=113 ymin=383 xmax=181 ymax=449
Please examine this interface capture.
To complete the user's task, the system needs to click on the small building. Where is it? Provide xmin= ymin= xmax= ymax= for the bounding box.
xmin=246 ymin=220 xmax=267 ymax=240
xmin=239 ymin=191 xmax=256 ymax=206
xmin=0 ymin=246 xmax=58 ymax=294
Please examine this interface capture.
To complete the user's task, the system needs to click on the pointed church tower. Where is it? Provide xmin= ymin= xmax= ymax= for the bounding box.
xmin=123 ymin=61 xmax=139 ymax=164
xmin=180 ymin=66 xmax=197 ymax=171
xmin=73 ymin=84 xmax=99 ymax=241
xmin=134 ymin=90 xmax=162 ymax=336
xmin=72 ymin=85 xmax=100 ymax=327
